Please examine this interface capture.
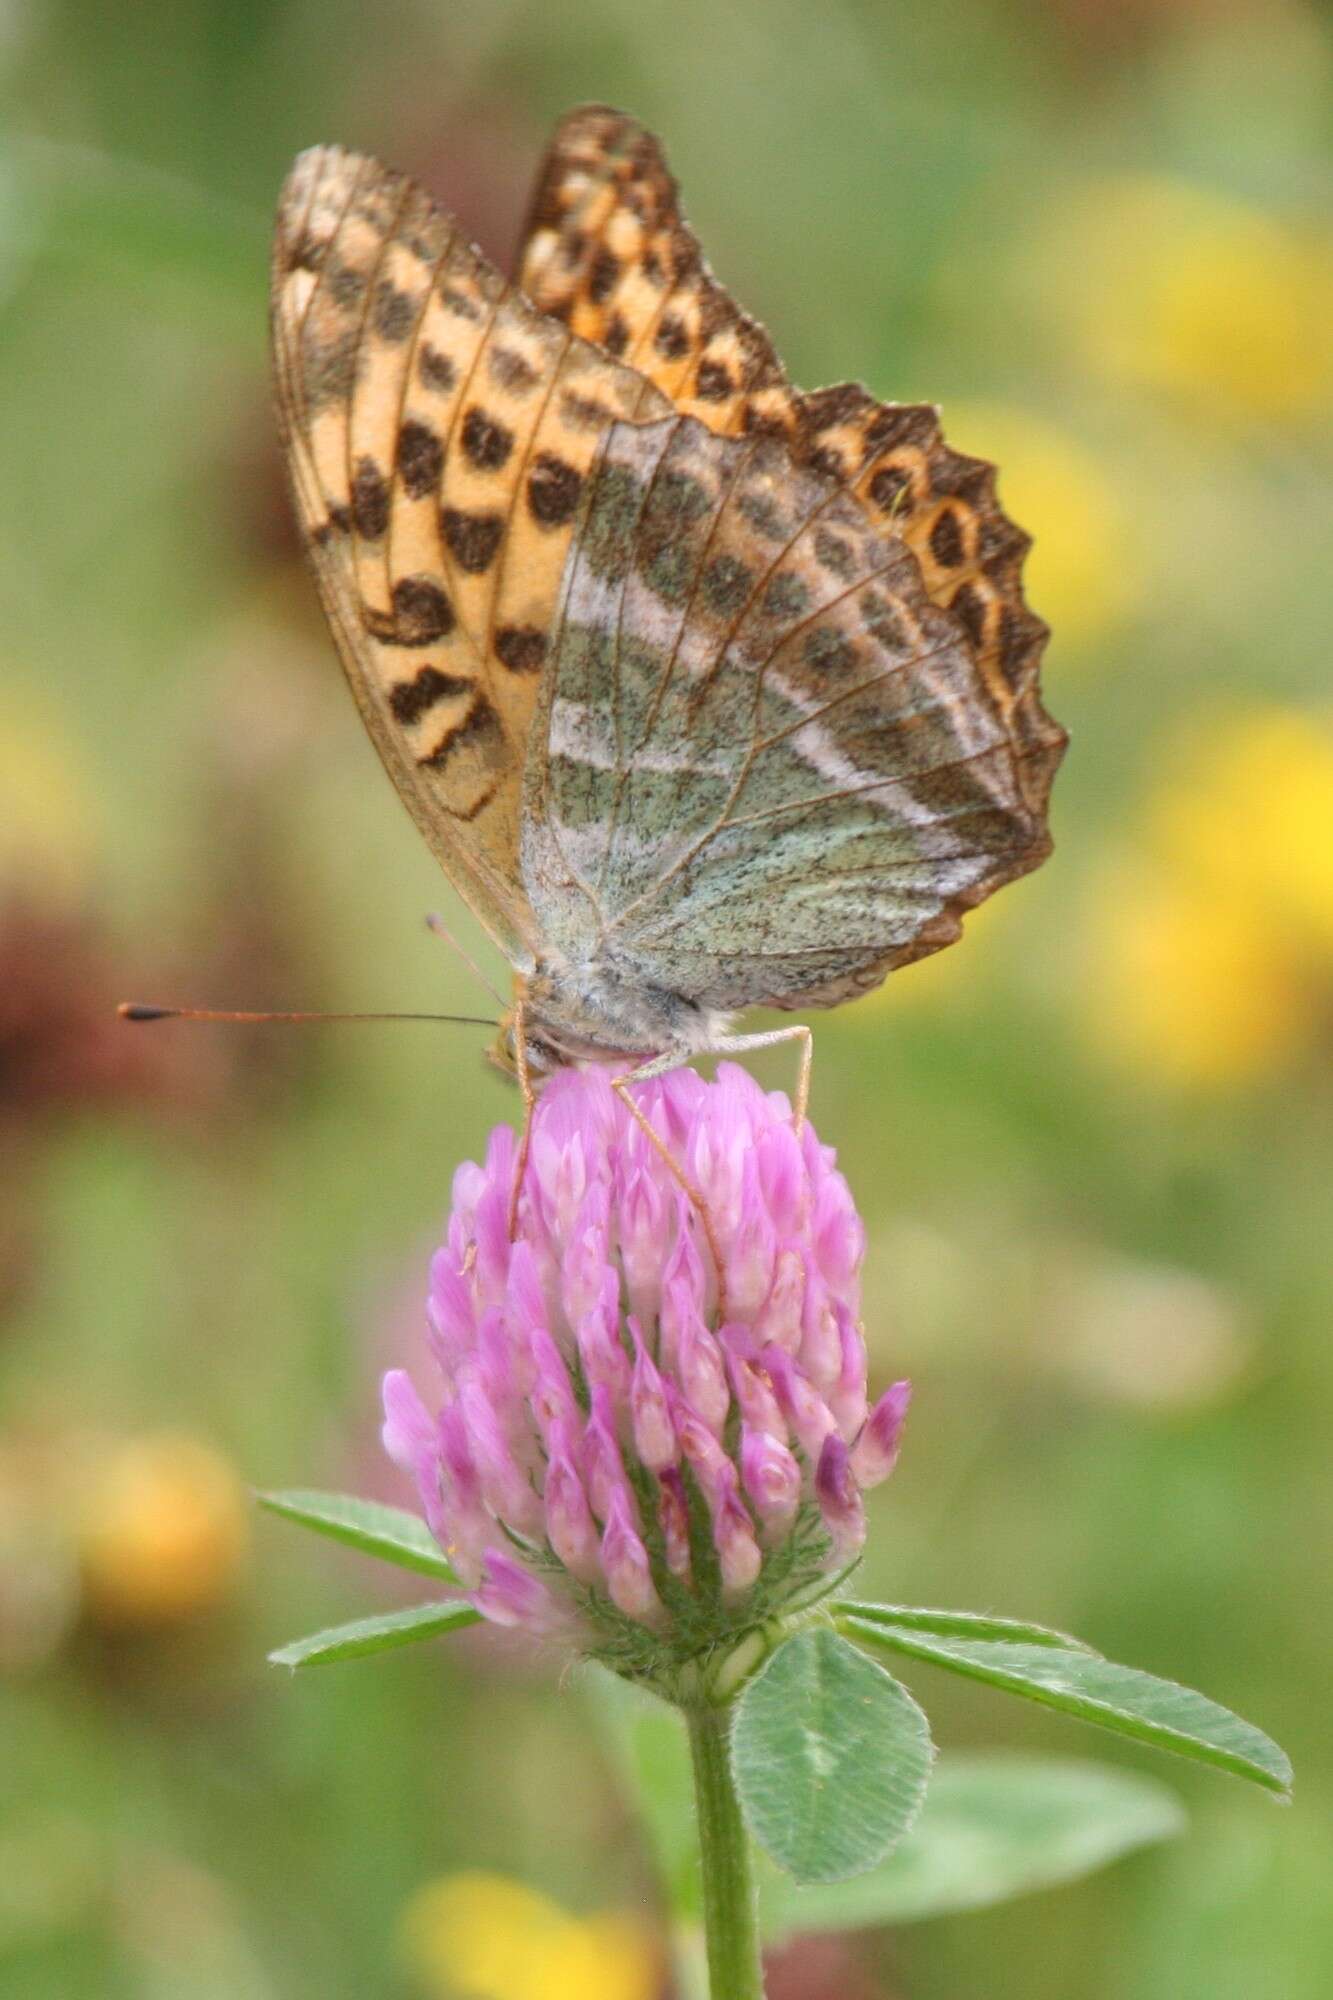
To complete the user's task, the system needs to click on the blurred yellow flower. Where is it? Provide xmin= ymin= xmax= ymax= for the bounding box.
xmin=1150 ymin=707 xmax=1333 ymax=955
xmin=945 ymin=403 xmax=1137 ymax=652
xmin=80 ymin=1435 xmax=249 ymax=1627
xmin=399 ymin=1872 xmax=658 ymax=2000
xmin=1057 ymin=175 xmax=1333 ymax=424
xmin=1085 ymin=706 xmax=1333 ymax=1086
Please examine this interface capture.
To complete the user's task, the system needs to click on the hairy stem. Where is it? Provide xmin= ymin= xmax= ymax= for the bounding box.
xmin=686 ymin=1703 xmax=765 ymax=2000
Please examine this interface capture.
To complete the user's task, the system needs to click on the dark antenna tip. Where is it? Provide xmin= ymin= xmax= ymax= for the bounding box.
xmin=115 ymin=1000 xmax=496 ymax=1029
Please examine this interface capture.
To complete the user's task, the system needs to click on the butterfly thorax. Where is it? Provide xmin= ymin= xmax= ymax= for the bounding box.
xmin=502 ymin=955 xmax=729 ymax=1080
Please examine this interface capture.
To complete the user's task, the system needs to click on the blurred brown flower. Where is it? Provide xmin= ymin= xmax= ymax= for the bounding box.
xmin=766 ymin=1933 xmax=887 ymax=2000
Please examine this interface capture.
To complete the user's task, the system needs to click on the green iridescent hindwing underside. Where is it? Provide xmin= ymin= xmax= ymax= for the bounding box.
xmin=521 ymin=417 xmax=1050 ymax=1012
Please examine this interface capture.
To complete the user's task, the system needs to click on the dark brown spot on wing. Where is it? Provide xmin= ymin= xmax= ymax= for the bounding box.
xmin=352 ymin=457 xmax=390 ymax=540
xmin=588 ymin=245 xmax=621 ymax=303
xmin=487 ymin=345 xmax=540 ymax=393
xmin=396 ymin=419 xmax=444 ymax=498
xmin=439 ymin=283 xmax=482 ymax=321
xmin=701 ymin=553 xmax=753 ymax=618
xmin=527 ymin=451 xmax=583 ymax=527
xmin=655 ymin=314 xmax=689 ymax=360
xmin=418 ymin=342 xmax=457 ymax=393
xmin=559 ymin=390 xmax=614 ymax=431
xmin=737 ymin=489 xmax=786 ymax=539
xmin=441 ymin=507 xmax=504 ymax=573
xmin=494 ymin=625 xmax=548 ymax=673
xmin=814 ymin=527 xmax=856 ymax=580
xmin=868 ymin=463 xmax=911 ymax=512
xmin=461 ymin=406 xmax=514 ymax=470
xmin=391 ymin=575 xmax=455 ymax=645
xmin=806 ymin=445 xmax=845 ymax=479
xmin=310 ymin=502 xmax=352 ymax=547
xmin=930 ymin=505 xmax=965 ymax=569
xmin=603 ymin=311 xmax=630 ymax=358
xmin=801 ymin=624 xmax=857 ymax=678
xmin=388 ymin=664 xmax=471 ymax=724
xmin=762 ymin=572 xmax=811 ymax=621
xmin=374 ymin=281 xmax=416 ymax=342
xmin=325 ymin=258 xmax=365 ymax=309
xmin=695 ymin=359 xmax=733 ymax=403
xmin=860 ymin=587 xmax=907 ymax=650
xmin=419 ymin=691 xmax=504 ymax=767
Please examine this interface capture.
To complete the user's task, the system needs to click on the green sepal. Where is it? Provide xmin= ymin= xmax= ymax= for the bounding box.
xmin=839 ymin=1614 xmax=1292 ymax=1800
xmin=258 ymin=1488 xmax=459 ymax=1583
xmin=268 ymin=1600 xmax=480 ymax=1669
xmin=731 ymin=1627 xmax=934 ymax=1884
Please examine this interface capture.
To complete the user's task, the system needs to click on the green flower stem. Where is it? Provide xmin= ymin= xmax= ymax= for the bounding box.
xmin=686 ymin=1703 xmax=765 ymax=2000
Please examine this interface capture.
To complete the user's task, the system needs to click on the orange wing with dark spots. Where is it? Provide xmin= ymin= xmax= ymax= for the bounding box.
xmin=517 ymin=106 xmax=1063 ymax=838
xmin=518 ymin=105 xmax=798 ymax=441
xmin=271 ymin=143 xmax=670 ymax=962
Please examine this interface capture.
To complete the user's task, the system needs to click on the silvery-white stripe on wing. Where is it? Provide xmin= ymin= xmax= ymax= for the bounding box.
xmin=548 ymin=697 xmax=735 ymax=777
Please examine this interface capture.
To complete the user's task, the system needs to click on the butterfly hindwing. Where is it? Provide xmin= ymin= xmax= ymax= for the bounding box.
xmin=271 ymin=143 xmax=671 ymax=961
xmin=794 ymin=386 xmax=1063 ymax=823
xmin=523 ymin=415 xmax=1049 ymax=1011
xmin=517 ymin=112 xmax=1063 ymax=899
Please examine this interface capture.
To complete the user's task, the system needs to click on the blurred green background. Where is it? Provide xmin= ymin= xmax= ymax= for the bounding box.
xmin=2 ymin=0 xmax=1330 ymax=1995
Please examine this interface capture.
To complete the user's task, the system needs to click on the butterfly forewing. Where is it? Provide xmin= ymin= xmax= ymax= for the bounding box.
xmin=523 ymin=415 xmax=1049 ymax=1011
xmin=519 ymin=106 xmax=798 ymax=440
xmin=271 ymin=143 xmax=670 ymax=962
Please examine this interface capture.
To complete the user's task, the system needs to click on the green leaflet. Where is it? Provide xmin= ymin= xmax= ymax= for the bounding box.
xmin=764 ymin=1754 xmax=1185 ymax=1935
xmin=269 ymin=1601 xmax=480 ymax=1669
xmin=840 ymin=1614 xmax=1292 ymax=1800
xmin=731 ymin=1628 xmax=934 ymax=1884
xmin=258 ymin=1488 xmax=459 ymax=1583
xmin=834 ymin=1599 xmax=1096 ymax=1651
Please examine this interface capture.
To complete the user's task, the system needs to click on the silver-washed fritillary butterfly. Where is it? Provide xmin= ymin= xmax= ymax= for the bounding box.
xmin=270 ymin=105 xmax=1065 ymax=1093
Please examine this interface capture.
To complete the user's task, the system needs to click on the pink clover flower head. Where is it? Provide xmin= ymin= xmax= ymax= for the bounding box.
xmin=382 ymin=1064 xmax=908 ymax=1676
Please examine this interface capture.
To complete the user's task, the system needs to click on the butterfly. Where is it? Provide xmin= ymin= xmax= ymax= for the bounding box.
xmin=270 ymin=105 xmax=1065 ymax=1099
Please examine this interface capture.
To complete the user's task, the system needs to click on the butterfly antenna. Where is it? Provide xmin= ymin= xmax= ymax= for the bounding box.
xmin=117 ymin=1003 xmax=495 ymax=1028
xmin=424 ymin=911 xmax=506 ymax=1009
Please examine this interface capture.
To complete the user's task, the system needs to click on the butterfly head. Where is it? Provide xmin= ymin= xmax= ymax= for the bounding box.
xmin=485 ymin=1011 xmax=566 ymax=1085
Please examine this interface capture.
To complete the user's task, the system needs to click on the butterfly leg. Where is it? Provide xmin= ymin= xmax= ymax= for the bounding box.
xmin=610 ymin=1071 xmax=731 ymax=1321
xmin=707 ymin=1023 xmax=814 ymax=1134
xmin=617 ymin=1024 xmax=814 ymax=1134
xmin=507 ymin=997 xmax=537 ymax=1239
